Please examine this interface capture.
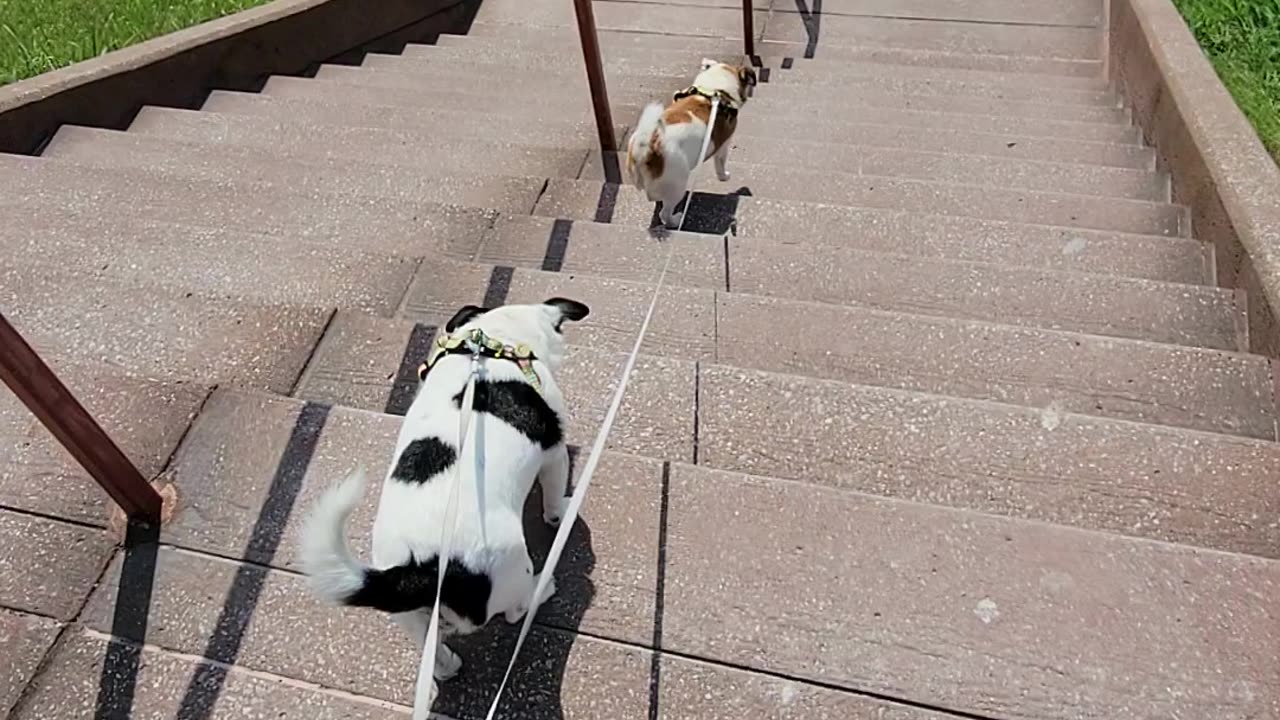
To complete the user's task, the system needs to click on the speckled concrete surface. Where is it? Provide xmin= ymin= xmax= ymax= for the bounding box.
xmin=0 ymin=154 xmax=495 ymax=259
xmin=199 ymin=92 xmax=631 ymax=152
xmin=314 ymin=63 xmax=688 ymax=100
xmin=2 ymin=205 xmax=417 ymax=316
xmin=579 ymin=158 xmax=1184 ymax=235
xmin=587 ymin=145 xmax=1161 ymax=201
xmin=696 ymin=364 xmax=1280 ymax=555
xmin=0 ymin=356 xmax=207 ymax=524
xmin=0 ymin=265 xmax=328 ymax=393
xmin=45 ymin=125 xmax=552 ymax=214
xmin=0 ymin=510 xmax=115 ymax=619
xmin=533 ymin=179 xmax=1209 ymax=281
xmin=661 ymin=464 xmax=1280 ymax=719
xmin=260 ymin=74 xmax=650 ymax=122
xmin=716 ymin=292 xmax=1274 ymax=437
xmin=0 ymin=609 xmax=62 ymax=717
xmin=725 ymin=237 xmax=1236 ymax=348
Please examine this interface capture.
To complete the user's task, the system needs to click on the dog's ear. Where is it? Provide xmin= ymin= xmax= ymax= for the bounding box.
xmin=445 ymin=304 xmax=487 ymax=333
xmin=543 ymin=297 xmax=590 ymax=331
xmin=700 ymin=57 xmax=718 ymax=71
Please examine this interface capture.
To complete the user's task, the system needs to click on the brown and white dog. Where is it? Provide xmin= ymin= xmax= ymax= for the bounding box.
xmin=625 ymin=59 xmax=757 ymax=229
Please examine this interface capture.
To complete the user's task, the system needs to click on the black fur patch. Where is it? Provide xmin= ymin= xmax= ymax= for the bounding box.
xmin=391 ymin=437 xmax=456 ymax=485
xmin=544 ymin=297 xmax=590 ymax=332
xmin=445 ymin=305 xmax=488 ymax=333
xmin=453 ymin=379 xmax=562 ymax=449
xmin=348 ymin=555 xmax=491 ymax=627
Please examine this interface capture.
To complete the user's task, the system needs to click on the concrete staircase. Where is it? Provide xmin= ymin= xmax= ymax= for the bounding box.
xmin=2 ymin=0 xmax=1277 ymax=717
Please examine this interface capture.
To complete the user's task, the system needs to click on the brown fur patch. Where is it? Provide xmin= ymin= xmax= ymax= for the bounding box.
xmin=644 ymin=129 xmax=664 ymax=177
xmin=663 ymin=95 xmax=737 ymax=159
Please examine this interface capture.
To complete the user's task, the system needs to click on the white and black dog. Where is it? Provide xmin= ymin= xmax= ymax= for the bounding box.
xmin=299 ymin=297 xmax=590 ymax=698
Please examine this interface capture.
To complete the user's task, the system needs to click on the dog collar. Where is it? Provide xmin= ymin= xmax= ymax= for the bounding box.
xmin=673 ymin=85 xmax=742 ymax=117
xmin=417 ymin=328 xmax=544 ymax=395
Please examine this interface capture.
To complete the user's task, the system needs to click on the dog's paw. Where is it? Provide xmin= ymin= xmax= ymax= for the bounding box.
xmin=504 ymin=603 xmax=529 ymax=624
xmin=716 ymin=169 xmax=731 ymax=182
xmin=543 ymin=497 xmax=572 ymax=527
xmin=664 ymin=212 xmax=684 ymax=230
xmin=434 ymin=645 xmax=463 ymax=681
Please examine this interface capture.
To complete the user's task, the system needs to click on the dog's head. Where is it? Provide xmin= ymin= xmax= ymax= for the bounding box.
xmin=696 ymin=58 xmax=757 ymax=105
xmin=443 ymin=297 xmax=591 ymax=373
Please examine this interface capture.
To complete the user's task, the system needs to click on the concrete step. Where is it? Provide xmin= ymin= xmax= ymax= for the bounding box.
xmin=392 ymin=264 xmax=1272 ymax=437
xmin=19 ymin=630 xmax=426 ymax=720
xmin=751 ymin=81 xmax=1129 ymax=124
xmin=202 ymin=89 xmax=628 ymax=147
xmin=535 ymin=178 xmax=1205 ymax=274
xmin=473 ymin=0 xmax=765 ymax=37
xmin=99 ymin=389 xmax=1280 ymax=720
xmin=0 ymin=510 xmax=115 ymax=620
xmin=400 ymin=43 xmax=1119 ymax=107
xmin=265 ymin=70 xmax=1139 ymax=145
xmin=0 ymin=609 xmax=60 ymax=715
xmin=762 ymin=11 xmax=1104 ymax=60
xmin=431 ymin=34 xmax=1111 ymax=91
xmin=261 ymin=73 xmax=647 ymax=121
xmin=465 ymin=22 xmax=1104 ymax=77
xmin=700 ymin=364 xmax=1280 ymax=557
xmin=599 ymin=140 xmax=1162 ymax=198
xmin=490 ymin=0 xmax=1103 ymax=27
xmin=196 ymin=92 xmax=629 ymax=149
xmin=0 ymin=264 xmax=329 ymax=395
xmin=359 ymin=53 xmax=1129 ymax=125
xmin=546 ymin=174 xmax=1186 ymax=237
xmin=118 ymin=107 xmax=589 ymax=180
xmin=0 ymin=353 xmax=209 ymax=525
xmin=755 ymin=37 xmax=1105 ymax=77
xmin=314 ymin=61 xmax=686 ymax=100
xmin=44 ymin=125 xmax=557 ymax=213
xmin=1 ymin=204 xmax=418 ymax=316
xmin=481 ymin=216 xmax=1226 ymax=347
xmin=0 ymin=154 xmax=495 ymax=258
xmin=731 ymin=115 xmax=1151 ymax=172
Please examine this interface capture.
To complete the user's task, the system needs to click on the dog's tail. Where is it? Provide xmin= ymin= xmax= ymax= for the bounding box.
xmin=299 ymin=467 xmax=449 ymax=614
xmin=625 ymin=102 xmax=666 ymax=189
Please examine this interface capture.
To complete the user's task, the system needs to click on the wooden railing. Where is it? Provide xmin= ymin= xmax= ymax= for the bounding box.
xmin=572 ymin=0 xmax=756 ymax=163
xmin=0 ymin=313 xmax=162 ymax=521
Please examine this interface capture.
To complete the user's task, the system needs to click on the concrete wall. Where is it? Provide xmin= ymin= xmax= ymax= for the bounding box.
xmin=0 ymin=0 xmax=482 ymax=154
xmin=1108 ymin=0 xmax=1280 ymax=358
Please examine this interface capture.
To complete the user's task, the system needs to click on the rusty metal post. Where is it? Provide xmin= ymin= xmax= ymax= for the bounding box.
xmin=742 ymin=0 xmax=756 ymax=58
xmin=572 ymin=0 xmax=616 ymax=154
xmin=0 ymin=312 xmax=161 ymax=521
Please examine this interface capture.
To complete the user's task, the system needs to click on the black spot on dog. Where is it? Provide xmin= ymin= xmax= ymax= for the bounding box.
xmin=453 ymin=380 xmax=562 ymax=449
xmin=348 ymin=554 xmax=492 ymax=627
xmin=391 ymin=437 xmax=457 ymax=484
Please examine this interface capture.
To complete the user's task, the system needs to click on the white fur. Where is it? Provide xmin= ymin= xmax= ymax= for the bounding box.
xmin=625 ymin=58 xmax=748 ymax=228
xmin=299 ymin=300 xmax=586 ymax=701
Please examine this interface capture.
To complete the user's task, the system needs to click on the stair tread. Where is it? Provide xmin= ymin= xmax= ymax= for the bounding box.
xmin=391 ymin=262 xmax=1271 ymax=438
xmin=117 ymin=386 xmax=1280 ymax=720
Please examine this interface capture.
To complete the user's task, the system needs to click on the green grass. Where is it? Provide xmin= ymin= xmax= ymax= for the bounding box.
xmin=1174 ymin=0 xmax=1280 ymax=158
xmin=0 ymin=0 xmax=270 ymax=86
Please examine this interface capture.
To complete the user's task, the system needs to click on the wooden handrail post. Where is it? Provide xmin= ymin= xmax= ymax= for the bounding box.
xmin=0 ymin=312 xmax=161 ymax=521
xmin=572 ymin=0 xmax=616 ymax=154
xmin=742 ymin=0 xmax=756 ymax=58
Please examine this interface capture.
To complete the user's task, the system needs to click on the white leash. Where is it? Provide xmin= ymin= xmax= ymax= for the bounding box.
xmin=676 ymin=97 xmax=721 ymax=234
xmin=409 ymin=93 xmax=717 ymax=720
xmin=411 ymin=353 xmax=480 ymax=720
